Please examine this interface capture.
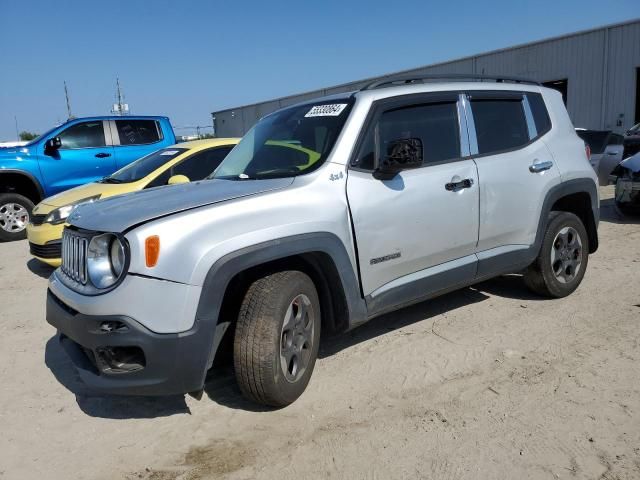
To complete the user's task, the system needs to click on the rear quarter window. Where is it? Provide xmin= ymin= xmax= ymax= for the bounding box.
xmin=526 ymin=93 xmax=552 ymax=137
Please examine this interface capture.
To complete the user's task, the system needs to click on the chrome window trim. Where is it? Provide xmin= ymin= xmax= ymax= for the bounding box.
xmin=108 ymin=120 xmax=120 ymax=146
xmin=460 ymin=94 xmax=479 ymax=156
xmin=456 ymin=94 xmax=471 ymax=157
xmin=522 ymin=94 xmax=538 ymax=140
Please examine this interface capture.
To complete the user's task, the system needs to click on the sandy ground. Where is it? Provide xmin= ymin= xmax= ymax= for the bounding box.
xmin=0 ymin=186 xmax=639 ymax=480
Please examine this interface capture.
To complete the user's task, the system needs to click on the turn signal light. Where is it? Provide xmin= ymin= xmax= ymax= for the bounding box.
xmin=145 ymin=235 xmax=160 ymax=267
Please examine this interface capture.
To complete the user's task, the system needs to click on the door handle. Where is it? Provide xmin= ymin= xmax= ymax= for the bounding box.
xmin=529 ymin=160 xmax=553 ymax=173
xmin=445 ymin=178 xmax=474 ymax=191
xmin=95 ymin=152 xmax=111 ymax=158
xmin=606 ymin=151 xmax=619 ymax=156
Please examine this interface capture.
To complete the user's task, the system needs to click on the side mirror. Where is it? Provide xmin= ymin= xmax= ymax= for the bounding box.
xmin=44 ymin=137 xmax=62 ymax=154
xmin=373 ymin=138 xmax=423 ymax=180
xmin=167 ymin=174 xmax=190 ymax=185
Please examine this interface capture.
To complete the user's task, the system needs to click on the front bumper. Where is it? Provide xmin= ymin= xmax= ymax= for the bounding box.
xmin=46 ymin=289 xmax=216 ymax=395
xmin=26 ymin=222 xmax=64 ymax=266
xmin=615 ymin=178 xmax=640 ymax=211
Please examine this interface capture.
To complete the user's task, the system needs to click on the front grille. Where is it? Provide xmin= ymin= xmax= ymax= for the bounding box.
xmin=29 ymin=241 xmax=61 ymax=259
xmin=61 ymin=230 xmax=89 ymax=284
xmin=30 ymin=214 xmax=47 ymax=226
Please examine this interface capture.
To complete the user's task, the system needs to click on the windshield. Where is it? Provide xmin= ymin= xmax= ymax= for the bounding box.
xmin=101 ymin=148 xmax=187 ymax=183
xmin=212 ymin=99 xmax=353 ymax=180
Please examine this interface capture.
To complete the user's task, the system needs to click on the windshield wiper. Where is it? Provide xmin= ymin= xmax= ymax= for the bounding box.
xmin=100 ymin=177 xmax=125 ymax=184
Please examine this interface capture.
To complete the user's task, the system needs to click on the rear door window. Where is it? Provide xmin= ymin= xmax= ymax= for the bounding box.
xmin=58 ymin=121 xmax=106 ymax=149
xmin=470 ymin=97 xmax=529 ymax=154
xmin=115 ymin=120 xmax=162 ymax=145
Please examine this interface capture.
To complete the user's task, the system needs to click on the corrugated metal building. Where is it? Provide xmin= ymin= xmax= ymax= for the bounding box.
xmin=212 ymin=19 xmax=640 ymax=137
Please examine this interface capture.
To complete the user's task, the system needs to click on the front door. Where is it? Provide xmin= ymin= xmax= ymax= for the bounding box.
xmin=39 ymin=120 xmax=115 ymax=195
xmin=347 ymin=94 xmax=479 ymax=310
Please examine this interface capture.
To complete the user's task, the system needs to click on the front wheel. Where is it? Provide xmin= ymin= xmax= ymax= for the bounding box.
xmin=233 ymin=271 xmax=321 ymax=407
xmin=523 ymin=211 xmax=589 ymax=298
xmin=0 ymin=193 xmax=34 ymax=242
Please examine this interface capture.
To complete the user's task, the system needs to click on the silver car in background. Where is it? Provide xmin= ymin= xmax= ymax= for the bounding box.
xmin=575 ymin=128 xmax=624 ymax=186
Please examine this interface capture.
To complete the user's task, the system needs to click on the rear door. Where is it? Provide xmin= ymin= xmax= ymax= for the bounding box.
xmin=466 ymin=90 xmax=561 ymax=276
xmin=347 ymin=93 xmax=479 ymax=307
xmin=39 ymin=120 xmax=115 ymax=195
xmin=111 ymin=119 xmax=165 ymax=169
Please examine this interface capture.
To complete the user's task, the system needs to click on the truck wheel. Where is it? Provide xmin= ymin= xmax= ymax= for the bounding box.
xmin=523 ymin=211 xmax=589 ymax=298
xmin=234 ymin=271 xmax=321 ymax=407
xmin=0 ymin=193 xmax=34 ymax=242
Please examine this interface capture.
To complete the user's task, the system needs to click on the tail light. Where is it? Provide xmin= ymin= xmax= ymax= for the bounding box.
xmin=584 ymin=143 xmax=591 ymax=161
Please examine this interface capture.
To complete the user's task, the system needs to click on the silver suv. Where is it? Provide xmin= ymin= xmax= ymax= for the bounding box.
xmin=46 ymin=75 xmax=599 ymax=406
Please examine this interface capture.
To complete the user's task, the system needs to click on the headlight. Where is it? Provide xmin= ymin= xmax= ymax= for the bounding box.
xmin=45 ymin=195 xmax=101 ymax=225
xmin=87 ymin=233 xmax=127 ymax=289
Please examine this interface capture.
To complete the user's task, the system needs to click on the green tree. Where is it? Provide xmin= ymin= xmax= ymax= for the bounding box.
xmin=19 ymin=131 xmax=39 ymax=141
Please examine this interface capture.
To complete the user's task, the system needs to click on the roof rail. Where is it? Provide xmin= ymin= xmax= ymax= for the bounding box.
xmin=360 ymin=73 xmax=541 ymax=90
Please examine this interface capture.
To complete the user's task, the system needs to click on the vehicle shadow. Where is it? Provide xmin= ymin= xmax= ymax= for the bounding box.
xmin=27 ymin=258 xmax=55 ymax=279
xmin=44 ymin=336 xmax=191 ymax=419
xmin=47 ymin=274 xmax=541 ymax=415
xmin=318 ymin=287 xmax=487 ymax=358
xmin=599 ymin=198 xmax=640 ymax=224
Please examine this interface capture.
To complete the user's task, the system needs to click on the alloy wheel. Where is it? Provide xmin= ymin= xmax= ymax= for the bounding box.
xmin=280 ymin=294 xmax=314 ymax=383
xmin=0 ymin=203 xmax=29 ymax=233
xmin=550 ymin=226 xmax=583 ymax=284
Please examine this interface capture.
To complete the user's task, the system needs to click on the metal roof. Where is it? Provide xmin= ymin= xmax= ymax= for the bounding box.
xmin=212 ymin=17 xmax=640 ymax=115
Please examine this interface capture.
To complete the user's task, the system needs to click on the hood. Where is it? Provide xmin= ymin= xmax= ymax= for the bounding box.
xmin=68 ymin=178 xmax=294 ymax=233
xmin=39 ymin=181 xmax=133 ymax=209
xmin=0 ymin=145 xmax=31 ymax=159
xmin=619 ymin=152 xmax=640 ymax=172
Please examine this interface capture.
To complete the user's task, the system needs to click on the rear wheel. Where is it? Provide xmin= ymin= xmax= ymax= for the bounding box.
xmin=233 ymin=271 xmax=321 ymax=407
xmin=0 ymin=193 xmax=34 ymax=242
xmin=524 ymin=211 xmax=589 ymax=298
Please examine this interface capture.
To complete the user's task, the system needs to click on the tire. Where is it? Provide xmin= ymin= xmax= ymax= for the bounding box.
xmin=523 ymin=211 xmax=589 ymax=298
xmin=614 ymin=201 xmax=640 ymax=218
xmin=234 ymin=270 xmax=321 ymax=407
xmin=0 ymin=193 xmax=34 ymax=242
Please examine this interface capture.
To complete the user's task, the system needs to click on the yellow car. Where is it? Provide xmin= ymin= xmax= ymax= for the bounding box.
xmin=27 ymin=138 xmax=239 ymax=266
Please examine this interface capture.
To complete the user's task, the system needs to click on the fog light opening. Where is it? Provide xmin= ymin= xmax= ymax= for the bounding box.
xmin=95 ymin=346 xmax=146 ymax=373
xmin=100 ymin=321 xmax=129 ymax=333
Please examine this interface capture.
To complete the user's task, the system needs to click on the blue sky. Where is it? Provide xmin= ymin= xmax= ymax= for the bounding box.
xmin=0 ymin=0 xmax=638 ymax=140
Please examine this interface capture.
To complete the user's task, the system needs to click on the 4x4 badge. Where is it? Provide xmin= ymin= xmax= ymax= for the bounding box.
xmin=329 ymin=172 xmax=344 ymax=181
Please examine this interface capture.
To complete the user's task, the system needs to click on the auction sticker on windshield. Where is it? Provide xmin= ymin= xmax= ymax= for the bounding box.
xmin=161 ymin=150 xmax=180 ymax=156
xmin=305 ymin=104 xmax=348 ymax=117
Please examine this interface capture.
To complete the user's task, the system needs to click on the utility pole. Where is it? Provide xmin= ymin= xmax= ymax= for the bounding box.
xmin=64 ymin=81 xmax=74 ymax=120
xmin=14 ymin=116 xmax=19 ymax=140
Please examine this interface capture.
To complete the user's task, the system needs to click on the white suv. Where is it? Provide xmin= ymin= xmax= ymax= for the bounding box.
xmin=46 ymin=75 xmax=599 ymax=406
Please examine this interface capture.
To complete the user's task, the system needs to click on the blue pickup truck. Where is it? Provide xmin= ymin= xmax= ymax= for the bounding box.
xmin=0 ymin=116 xmax=175 ymax=241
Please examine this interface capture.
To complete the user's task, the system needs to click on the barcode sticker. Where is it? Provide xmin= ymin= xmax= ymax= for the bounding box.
xmin=305 ymin=104 xmax=348 ymax=117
